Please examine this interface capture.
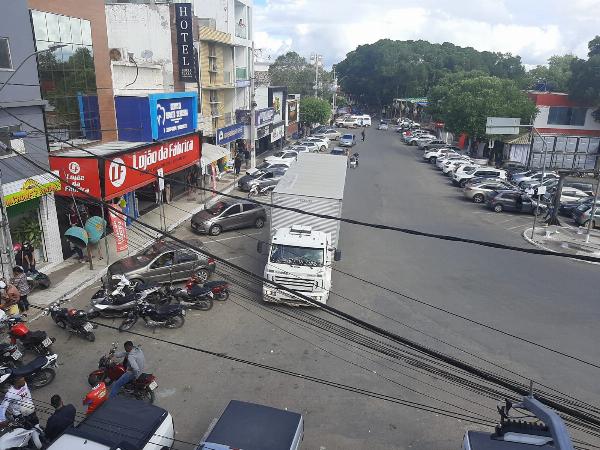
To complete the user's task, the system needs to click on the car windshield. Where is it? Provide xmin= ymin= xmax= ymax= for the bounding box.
xmin=269 ymin=244 xmax=324 ymax=267
xmin=273 ymin=151 xmax=284 ymax=157
xmin=207 ymin=202 xmax=228 ymax=215
xmin=342 ymin=134 xmax=353 ymax=139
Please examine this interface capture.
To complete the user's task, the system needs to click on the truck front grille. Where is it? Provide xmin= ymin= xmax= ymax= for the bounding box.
xmin=273 ymin=275 xmax=316 ymax=292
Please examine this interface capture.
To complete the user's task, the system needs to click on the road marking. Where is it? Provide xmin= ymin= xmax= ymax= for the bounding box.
xmin=204 ymin=232 xmax=262 ymax=243
xmin=507 ymin=224 xmax=529 ymax=230
xmin=225 ymin=255 xmax=247 ymax=261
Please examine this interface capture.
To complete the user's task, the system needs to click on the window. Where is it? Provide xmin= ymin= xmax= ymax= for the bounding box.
xmin=223 ymin=204 xmax=241 ymax=216
xmin=547 ymin=107 xmax=587 ymax=126
xmin=263 ymin=172 xmax=273 ymax=179
xmin=176 ymin=250 xmax=197 ymax=263
xmin=243 ymin=203 xmax=257 ymax=212
xmin=0 ymin=38 xmax=12 ymax=69
xmin=151 ymin=252 xmax=174 ymax=269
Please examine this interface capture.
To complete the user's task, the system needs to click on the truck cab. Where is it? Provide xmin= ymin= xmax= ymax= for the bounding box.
xmin=48 ymin=397 xmax=174 ymax=450
xmin=263 ymin=226 xmax=339 ymax=305
xmin=197 ymin=400 xmax=303 ymax=450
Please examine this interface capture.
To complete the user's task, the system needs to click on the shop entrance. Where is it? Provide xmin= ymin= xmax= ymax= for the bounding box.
xmin=7 ymin=198 xmax=45 ymax=264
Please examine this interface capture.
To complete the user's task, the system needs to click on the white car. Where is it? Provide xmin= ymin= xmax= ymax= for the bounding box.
xmin=264 ymin=150 xmax=298 ymax=164
xmin=423 ymin=148 xmax=458 ymax=163
xmin=451 ymin=162 xmax=484 ymax=179
xmin=443 ymin=159 xmax=473 ymax=175
xmin=296 ymin=141 xmax=319 ymax=152
xmin=516 ymin=172 xmax=559 ymax=187
xmin=314 ymin=129 xmax=340 ymax=140
xmin=303 ymin=136 xmax=329 ymax=148
xmin=436 ymin=154 xmax=466 ymax=169
xmin=378 ymin=122 xmax=389 ymax=130
xmin=408 ymin=134 xmax=436 ymax=145
xmin=288 ymin=145 xmax=311 ymax=154
xmin=453 ymin=168 xmax=507 ymax=187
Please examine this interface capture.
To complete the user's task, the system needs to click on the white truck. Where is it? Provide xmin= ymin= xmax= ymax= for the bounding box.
xmin=196 ymin=400 xmax=304 ymax=450
xmin=259 ymin=152 xmax=346 ymax=305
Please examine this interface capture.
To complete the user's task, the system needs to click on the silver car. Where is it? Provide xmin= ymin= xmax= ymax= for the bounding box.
xmin=107 ymin=241 xmax=216 ymax=285
xmin=463 ymin=180 xmax=516 ymax=203
xmin=191 ymin=199 xmax=267 ymax=236
xmin=339 ymin=133 xmax=356 ymax=147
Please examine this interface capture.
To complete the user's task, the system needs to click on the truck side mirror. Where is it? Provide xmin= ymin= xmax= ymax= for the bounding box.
xmin=334 ymin=249 xmax=342 ymax=261
xmin=257 ymin=241 xmax=263 ymax=254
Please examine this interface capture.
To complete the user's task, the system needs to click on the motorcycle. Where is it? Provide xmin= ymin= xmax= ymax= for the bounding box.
xmin=248 ymin=183 xmax=275 ymax=198
xmin=0 ymin=354 xmax=58 ymax=390
xmin=0 ymin=416 xmax=44 ymax=449
xmin=26 ymin=270 xmax=50 ymax=291
xmin=349 ymin=152 xmax=359 ymax=169
xmin=47 ymin=302 xmax=96 ymax=342
xmin=119 ymin=300 xmax=185 ymax=332
xmin=186 ymin=276 xmax=229 ymax=302
xmin=162 ymin=284 xmax=213 ymax=311
xmin=5 ymin=316 xmax=55 ymax=356
xmin=0 ymin=343 xmax=23 ymax=368
xmin=87 ymin=343 xmax=157 ymax=404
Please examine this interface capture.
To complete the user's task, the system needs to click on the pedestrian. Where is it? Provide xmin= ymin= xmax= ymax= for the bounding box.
xmin=22 ymin=242 xmax=36 ymax=273
xmin=109 ymin=341 xmax=145 ymax=399
xmin=10 ymin=266 xmax=30 ymax=312
xmin=0 ymin=377 xmax=37 ymax=427
xmin=361 ymin=128 xmax=366 ymax=142
xmin=0 ymin=280 xmax=20 ymax=316
xmin=244 ymin=149 xmax=250 ymax=169
xmin=45 ymin=394 xmax=76 ymax=442
xmin=234 ymin=153 xmax=242 ymax=175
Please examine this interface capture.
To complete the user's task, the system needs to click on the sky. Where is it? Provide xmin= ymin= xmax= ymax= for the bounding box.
xmin=253 ymin=0 xmax=600 ymax=69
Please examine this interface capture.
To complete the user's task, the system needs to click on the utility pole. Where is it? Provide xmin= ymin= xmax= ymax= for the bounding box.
xmin=585 ymin=174 xmax=600 ymax=243
xmin=311 ymin=53 xmax=322 ymax=98
xmin=250 ymin=41 xmax=256 ymax=169
xmin=332 ymin=67 xmax=337 ymax=117
xmin=0 ymin=168 xmax=14 ymax=280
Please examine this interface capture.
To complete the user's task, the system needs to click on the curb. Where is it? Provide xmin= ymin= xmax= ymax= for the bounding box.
xmin=522 ymin=227 xmax=600 ymax=266
xmin=29 ymin=182 xmax=237 ymax=321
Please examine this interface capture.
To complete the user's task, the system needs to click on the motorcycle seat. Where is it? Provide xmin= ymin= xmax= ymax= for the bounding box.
xmin=135 ymin=373 xmax=154 ymax=385
xmin=202 ymin=280 xmax=225 ymax=289
xmin=110 ymin=294 xmax=136 ymax=306
xmin=10 ymin=356 xmax=48 ymax=377
xmin=22 ymin=330 xmax=47 ymax=344
xmin=189 ymin=285 xmax=212 ymax=297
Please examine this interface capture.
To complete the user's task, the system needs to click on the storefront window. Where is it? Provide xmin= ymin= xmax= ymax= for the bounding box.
xmin=31 ymin=10 xmax=100 ymax=142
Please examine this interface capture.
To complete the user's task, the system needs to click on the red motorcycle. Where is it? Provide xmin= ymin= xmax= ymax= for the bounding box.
xmin=186 ymin=275 xmax=229 ymax=301
xmin=6 ymin=316 xmax=55 ymax=356
xmin=87 ymin=343 xmax=157 ymax=404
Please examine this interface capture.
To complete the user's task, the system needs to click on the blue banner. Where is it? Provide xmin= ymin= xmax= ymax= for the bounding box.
xmin=216 ymin=123 xmax=244 ymax=145
xmin=149 ymin=92 xmax=198 ymax=141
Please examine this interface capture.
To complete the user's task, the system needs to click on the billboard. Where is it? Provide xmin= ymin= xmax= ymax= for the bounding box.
xmin=149 ymin=92 xmax=198 ymax=141
xmin=216 ymin=123 xmax=244 ymax=145
xmin=49 ymin=157 xmax=101 ymax=198
xmin=174 ymin=3 xmax=197 ymax=82
xmin=287 ymin=100 xmax=298 ymax=123
xmin=104 ymin=134 xmax=200 ymax=199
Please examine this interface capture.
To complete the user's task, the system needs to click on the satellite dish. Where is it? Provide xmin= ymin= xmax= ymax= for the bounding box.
xmin=109 ymin=48 xmax=122 ymax=61
xmin=141 ymin=50 xmax=153 ymax=59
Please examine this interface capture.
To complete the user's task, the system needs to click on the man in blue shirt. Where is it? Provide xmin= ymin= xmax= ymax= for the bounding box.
xmin=45 ymin=394 xmax=76 ymax=442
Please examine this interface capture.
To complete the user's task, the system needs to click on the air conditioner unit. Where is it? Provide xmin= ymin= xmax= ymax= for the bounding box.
xmin=109 ymin=48 xmax=129 ymax=62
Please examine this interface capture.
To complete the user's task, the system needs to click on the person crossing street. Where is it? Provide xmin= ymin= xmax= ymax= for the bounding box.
xmin=361 ymin=128 xmax=366 ymax=141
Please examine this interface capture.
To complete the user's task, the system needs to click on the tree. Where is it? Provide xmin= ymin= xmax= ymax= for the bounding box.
xmin=430 ymin=75 xmax=538 ymax=138
xmin=269 ymin=51 xmax=333 ymax=98
xmin=569 ymin=36 xmax=600 ymax=120
xmin=299 ymin=97 xmax=331 ymax=126
xmin=523 ymin=54 xmax=576 ymax=92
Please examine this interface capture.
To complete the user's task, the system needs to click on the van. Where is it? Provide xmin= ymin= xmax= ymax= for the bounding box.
xmin=357 ymin=115 xmax=371 ymax=127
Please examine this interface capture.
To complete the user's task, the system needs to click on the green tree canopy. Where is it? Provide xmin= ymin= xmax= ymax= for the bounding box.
xmin=269 ymin=51 xmax=333 ymax=99
xmin=569 ymin=36 xmax=600 ymax=119
xmin=429 ymin=75 xmax=537 ymax=138
xmin=523 ymin=54 xmax=576 ymax=92
xmin=299 ymin=97 xmax=331 ymax=126
xmin=334 ymin=39 xmax=526 ymax=107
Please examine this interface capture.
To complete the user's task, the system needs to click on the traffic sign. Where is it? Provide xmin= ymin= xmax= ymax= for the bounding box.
xmin=486 ymin=117 xmax=520 ymax=135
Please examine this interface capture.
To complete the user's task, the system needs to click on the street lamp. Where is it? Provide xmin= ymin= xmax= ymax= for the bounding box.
xmin=0 ymin=44 xmax=66 ymax=95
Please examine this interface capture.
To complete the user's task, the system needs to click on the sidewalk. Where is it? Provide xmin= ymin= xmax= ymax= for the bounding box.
xmin=523 ymin=224 xmax=600 ymax=261
xmin=28 ymin=168 xmax=248 ymax=307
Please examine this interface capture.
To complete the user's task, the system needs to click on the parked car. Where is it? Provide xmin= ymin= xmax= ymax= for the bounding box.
xmin=463 ymin=180 xmax=517 ymax=203
xmin=408 ymin=134 xmax=436 ymax=146
xmin=486 ymin=190 xmax=546 ymax=214
xmin=509 ymin=169 xmax=540 ymax=183
xmin=562 ymin=197 xmax=600 ymax=217
xmin=302 ymin=137 xmax=329 ymax=150
xmin=419 ymin=139 xmax=447 ymax=150
xmin=442 ymin=159 xmax=473 ymax=175
xmin=288 ymin=145 xmax=311 ymax=154
xmin=238 ymin=168 xmax=287 ymax=191
xmin=341 ymin=118 xmax=359 ymax=128
xmin=330 ymin=147 xmax=348 ymax=156
xmin=436 ymin=154 xmax=467 ymax=170
xmin=296 ymin=141 xmax=319 ymax=152
xmin=378 ymin=122 xmax=389 ymax=130
xmin=423 ymin=148 xmax=459 ymax=164
xmin=339 ymin=133 xmax=357 ymax=147
xmin=516 ymin=172 xmax=559 ymax=188
xmin=543 ymin=186 xmax=590 ymax=204
xmin=453 ymin=168 xmax=507 ymax=187
xmin=572 ymin=202 xmax=600 ymax=227
xmin=313 ymin=128 xmax=340 ymax=140
xmin=254 ymin=160 xmax=292 ymax=172
xmin=107 ymin=240 xmax=216 ymax=285
xmin=264 ymin=150 xmax=298 ymax=165
xmin=191 ymin=199 xmax=267 ymax=236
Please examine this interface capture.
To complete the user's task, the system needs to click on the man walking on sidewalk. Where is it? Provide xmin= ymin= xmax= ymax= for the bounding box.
xmin=361 ymin=128 xmax=366 ymax=142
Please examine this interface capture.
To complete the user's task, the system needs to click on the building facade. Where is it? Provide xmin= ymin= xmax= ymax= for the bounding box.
xmin=0 ymin=0 xmax=64 ymax=274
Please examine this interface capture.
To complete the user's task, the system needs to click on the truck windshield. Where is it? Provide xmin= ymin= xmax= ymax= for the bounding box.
xmin=270 ymin=245 xmax=324 ymax=267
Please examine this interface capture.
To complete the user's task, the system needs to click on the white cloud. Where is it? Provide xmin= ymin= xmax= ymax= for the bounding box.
xmin=254 ymin=0 xmax=599 ymax=66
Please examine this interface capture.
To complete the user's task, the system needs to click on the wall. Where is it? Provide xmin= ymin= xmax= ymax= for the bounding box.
xmin=105 ymin=3 xmax=175 ymax=95
xmin=28 ymin=0 xmax=117 ymax=141
xmin=194 ymin=0 xmax=229 ymax=33
xmin=534 ymin=106 xmax=600 ymax=135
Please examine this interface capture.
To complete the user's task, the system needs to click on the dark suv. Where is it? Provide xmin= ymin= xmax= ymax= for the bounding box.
xmin=486 ymin=190 xmax=546 ymax=214
xmin=191 ymin=200 xmax=267 ymax=236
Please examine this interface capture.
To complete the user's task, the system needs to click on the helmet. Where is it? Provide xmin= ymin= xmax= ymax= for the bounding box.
xmin=67 ymin=308 xmax=78 ymax=317
xmin=0 ymin=281 xmax=6 ymax=290
xmin=13 ymin=243 xmax=22 ymax=252
xmin=22 ymin=242 xmax=33 ymax=251
xmin=0 ymin=310 xmax=6 ymax=322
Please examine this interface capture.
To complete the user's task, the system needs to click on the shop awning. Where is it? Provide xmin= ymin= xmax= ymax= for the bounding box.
xmin=201 ymin=143 xmax=230 ymax=168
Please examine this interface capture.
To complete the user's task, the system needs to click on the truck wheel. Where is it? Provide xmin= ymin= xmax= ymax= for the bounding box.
xmin=255 ymin=217 xmax=265 ymax=229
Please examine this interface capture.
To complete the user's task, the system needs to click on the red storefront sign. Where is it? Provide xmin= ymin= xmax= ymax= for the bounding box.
xmin=104 ymin=134 xmax=201 ymax=199
xmin=108 ymin=205 xmax=128 ymax=252
xmin=49 ymin=157 xmax=102 ymax=198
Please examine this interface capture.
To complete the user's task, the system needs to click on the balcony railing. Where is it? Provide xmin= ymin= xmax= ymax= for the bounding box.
xmin=235 ymin=23 xmax=247 ymax=39
xmin=235 ymin=67 xmax=248 ymax=80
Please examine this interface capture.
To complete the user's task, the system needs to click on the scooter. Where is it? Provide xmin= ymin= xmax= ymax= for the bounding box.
xmin=89 ymin=276 xmax=165 ymax=319
xmin=0 ymin=354 xmax=58 ymax=390
xmin=248 ymin=183 xmax=275 ymax=198
xmin=186 ymin=275 xmax=229 ymax=301
xmin=349 ymin=153 xmax=359 ymax=169
xmin=0 ymin=343 xmax=23 ymax=368
xmin=87 ymin=343 xmax=157 ymax=404
xmin=0 ymin=416 xmax=44 ymax=449
xmin=5 ymin=316 xmax=55 ymax=356
xmin=118 ymin=300 xmax=186 ymax=331
xmin=26 ymin=270 xmax=50 ymax=291
xmin=47 ymin=302 xmax=96 ymax=342
xmin=162 ymin=284 xmax=213 ymax=311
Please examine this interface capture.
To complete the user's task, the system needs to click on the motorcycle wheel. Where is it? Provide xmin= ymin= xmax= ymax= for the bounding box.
xmin=165 ymin=315 xmax=185 ymax=328
xmin=84 ymin=331 xmax=96 ymax=342
xmin=134 ymin=388 xmax=155 ymax=404
xmin=55 ymin=319 xmax=67 ymax=329
xmin=119 ymin=317 xmax=137 ymax=332
xmin=216 ymin=290 xmax=229 ymax=301
xmin=192 ymin=298 xmax=213 ymax=311
xmin=29 ymin=368 xmax=56 ymax=389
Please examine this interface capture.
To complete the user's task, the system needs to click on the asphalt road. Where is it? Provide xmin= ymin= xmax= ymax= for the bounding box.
xmin=22 ymin=127 xmax=600 ymax=449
